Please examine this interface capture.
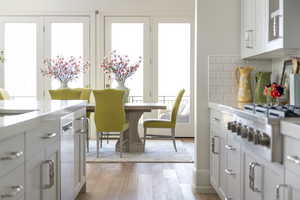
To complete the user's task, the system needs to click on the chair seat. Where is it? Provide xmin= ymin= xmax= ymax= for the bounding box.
xmin=143 ymin=119 xmax=174 ymax=128
xmin=97 ymin=122 xmax=129 ymax=133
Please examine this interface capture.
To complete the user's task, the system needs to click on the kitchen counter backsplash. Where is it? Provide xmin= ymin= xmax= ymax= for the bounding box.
xmin=208 ymin=55 xmax=272 ymax=104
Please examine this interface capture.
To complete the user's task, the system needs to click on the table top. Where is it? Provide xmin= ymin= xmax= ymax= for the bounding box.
xmin=87 ymin=103 xmax=167 ymax=112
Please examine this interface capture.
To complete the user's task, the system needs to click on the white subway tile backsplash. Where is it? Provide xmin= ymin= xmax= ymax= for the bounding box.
xmin=208 ymin=55 xmax=272 ymax=104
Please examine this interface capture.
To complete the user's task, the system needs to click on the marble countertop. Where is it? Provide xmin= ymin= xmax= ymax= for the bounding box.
xmin=0 ymin=100 xmax=86 ymax=137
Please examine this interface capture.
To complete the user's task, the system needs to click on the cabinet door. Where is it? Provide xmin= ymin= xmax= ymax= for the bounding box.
xmin=210 ymin=135 xmax=220 ymax=190
xmin=242 ymin=0 xmax=256 ymax=57
xmin=74 ymin=132 xmax=82 ymax=193
xmin=255 ymin=0 xmax=267 ymax=52
xmin=25 ymin=152 xmax=44 ymax=200
xmin=244 ymin=153 xmax=263 ymax=200
xmin=43 ymin=141 xmax=60 ymax=200
xmin=79 ymin=133 xmax=86 ymax=187
xmin=286 ymin=170 xmax=300 ymax=200
xmin=225 ymin=135 xmax=241 ymax=200
xmin=218 ymin=136 xmax=227 ymax=198
xmin=263 ymin=163 xmax=284 ymax=200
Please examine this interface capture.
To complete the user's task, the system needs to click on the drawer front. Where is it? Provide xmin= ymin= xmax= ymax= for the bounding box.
xmin=0 ymin=134 xmax=25 ymax=177
xmin=0 ymin=165 xmax=25 ymax=200
xmin=284 ymin=137 xmax=300 ymax=176
xmin=286 ymin=170 xmax=300 ymax=200
xmin=26 ymin=121 xmax=59 ymax=160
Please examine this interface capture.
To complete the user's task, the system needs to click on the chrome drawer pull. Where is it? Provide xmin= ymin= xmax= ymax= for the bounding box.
xmin=287 ymin=155 xmax=300 ymax=165
xmin=0 ymin=151 xmax=23 ymax=161
xmin=276 ymin=184 xmax=288 ymax=200
xmin=225 ymin=169 xmax=235 ymax=176
xmin=76 ymin=116 xmax=87 ymax=121
xmin=76 ymin=129 xmax=87 ymax=134
xmin=1 ymin=185 xmax=24 ymax=198
xmin=41 ymin=133 xmax=57 ymax=139
xmin=43 ymin=160 xmax=55 ymax=190
xmin=225 ymin=145 xmax=236 ymax=151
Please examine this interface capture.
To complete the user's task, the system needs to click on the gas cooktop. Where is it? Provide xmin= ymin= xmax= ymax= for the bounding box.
xmin=244 ymin=104 xmax=300 ymax=118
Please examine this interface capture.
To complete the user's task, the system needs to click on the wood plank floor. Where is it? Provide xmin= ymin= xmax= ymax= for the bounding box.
xmin=77 ymin=163 xmax=220 ymax=200
xmin=77 ymin=138 xmax=220 ymax=200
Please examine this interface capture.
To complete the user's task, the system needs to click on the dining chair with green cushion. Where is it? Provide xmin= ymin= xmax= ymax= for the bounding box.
xmin=93 ymin=89 xmax=129 ymax=158
xmin=143 ymin=89 xmax=185 ymax=152
xmin=49 ymin=89 xmax=82 ymax=100
xmin=0 ymin=88 xmax=10 ymax=100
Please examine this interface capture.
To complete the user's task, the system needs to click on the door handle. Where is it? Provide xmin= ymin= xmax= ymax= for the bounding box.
xmin=1 ymin=185 xmax=24 ymax=198
xmin=211 ymin=136 xmax=219 ymax=155
xmin=42 ymin=160 xmax=55 ymax=190
xmin=251 ymin=162 xmax=261 ymax=193
xmin=41 ymin=133 xmax=57 ymax=139
xmin=276 ymin=184 xmax=288 ymax=200
xmin=225 ymin=169 xmax=236 ymax=176
xmin=0 ymin=151 xmax=23 ymax=161
xmin=225 ymin=145 xmax=236 ymax=151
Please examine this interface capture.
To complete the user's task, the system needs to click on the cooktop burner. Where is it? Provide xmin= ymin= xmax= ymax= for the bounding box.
xmin=243 ymin=104 xmax=300 ymax=118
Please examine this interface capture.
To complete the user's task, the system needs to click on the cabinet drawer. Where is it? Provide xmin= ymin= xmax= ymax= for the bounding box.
xmin=0 ymin=134 xmax=25 ymax=177
xmin=0 ymin=165 xmax=25 ymax=200
xmin=284 ymin=137 xmax=300 ymax=176
xmin=26 ymin=121 xmax=59 ymax=160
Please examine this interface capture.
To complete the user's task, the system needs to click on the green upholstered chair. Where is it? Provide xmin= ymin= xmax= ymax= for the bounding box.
xmin=143 ymin=89 xmax=185 ymax=152
xmin=0 ymin=88 xmax=10 ymax=100
xmin=49 ymin=89 xmax=82 ymax=100
xmin=93 ymin=89 xmax=129 ymax=158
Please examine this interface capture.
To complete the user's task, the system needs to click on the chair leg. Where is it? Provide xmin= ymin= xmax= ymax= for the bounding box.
xmin=143 ymin=127 xmax=147 ymax=151
xmin=120 ymin=132 xmax=123 ymax=158
xmin=171 ymin=128 xmax=177 ymax=152
xmin=100 ymin=132 xmax=103 ymax=148
xmin=86 ymin=118 xmax=90 ymax=152
xmin=96 ymin=132 xmax=100 ymax=158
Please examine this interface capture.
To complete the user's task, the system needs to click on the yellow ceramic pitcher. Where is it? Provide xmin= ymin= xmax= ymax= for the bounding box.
xmin=236 ymin=66 xmax=254 ymax=103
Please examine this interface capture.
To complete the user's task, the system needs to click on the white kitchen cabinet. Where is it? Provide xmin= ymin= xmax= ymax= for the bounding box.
xmin=286 ymin=170 xmax=300 ymax=200
xmin=241 ymin=0 xmax=300 ymax=59
xmin=225 ymin=133 xmax=241 ymax=200
xmin=25 ymin=122 xmax=60 ymax=200
xmin=243 ymin=151 xmax=284 ymax=200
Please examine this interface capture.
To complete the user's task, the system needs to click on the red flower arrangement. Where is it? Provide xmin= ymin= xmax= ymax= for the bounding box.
xmin=264 ymin=83 xmax=284 ymax=99
xmin=100 ymin=50 xmax=142 ymax=83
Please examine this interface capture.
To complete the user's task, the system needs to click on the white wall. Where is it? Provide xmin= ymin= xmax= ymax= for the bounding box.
xmin=0 ymin=0 xmax=194 ymax=13
xmin=194 ymin=0 xmax=240 ymax=193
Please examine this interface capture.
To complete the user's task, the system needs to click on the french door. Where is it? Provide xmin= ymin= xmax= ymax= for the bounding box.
xmin=105 ymin=17 xmax=194 ymax=137
xmin=0 ymin=16 xmax=90 ymax=100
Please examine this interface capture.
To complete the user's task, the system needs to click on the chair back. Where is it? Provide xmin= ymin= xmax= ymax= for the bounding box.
xmin=74 ymin=88 xmax=92 ymax=102
xmin=0 ymin=88 xmax=10 ymax=100
xmin=171 ymin=89 xmax=185 ymax=125
xmin=49 ymin=89 xmax=82 ymax=100
xmin=93 ymin=89 xmax=126 ymax=132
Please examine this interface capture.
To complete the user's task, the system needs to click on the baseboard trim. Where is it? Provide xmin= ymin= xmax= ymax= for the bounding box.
xmin=192 ymin=168 xmax=216 ymax=194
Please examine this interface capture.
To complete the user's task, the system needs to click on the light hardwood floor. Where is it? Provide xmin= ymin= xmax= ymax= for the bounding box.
xmin=77 ymin=139 xmax=220 ymax=200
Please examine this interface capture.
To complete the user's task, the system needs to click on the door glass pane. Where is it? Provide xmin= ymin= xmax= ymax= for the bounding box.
xmin=51 ymin=23 xmax=84 ymax=89
xmin=4 ymin=23 xmax=37 ymax=99
xmin=158 ymin=23 xmax=191 ymax=123
xmin=111 ymin=23 xmax=144 ymax=103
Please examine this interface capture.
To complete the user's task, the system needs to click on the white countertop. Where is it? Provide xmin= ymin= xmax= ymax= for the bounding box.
xmin=0 ymin=100 xmax=86 ymax=138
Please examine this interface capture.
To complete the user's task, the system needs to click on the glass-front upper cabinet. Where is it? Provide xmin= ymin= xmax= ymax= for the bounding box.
xmin=268 ymin=0 xmax=283 ymax=41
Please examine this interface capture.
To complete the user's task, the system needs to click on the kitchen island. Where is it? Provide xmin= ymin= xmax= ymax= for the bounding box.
xmin=0 ymin=100 xmax=87 ymax=200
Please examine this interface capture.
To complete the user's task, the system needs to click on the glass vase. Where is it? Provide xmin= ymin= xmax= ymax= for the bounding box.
xmin=115 ymin=80 xmax=130 ymax=103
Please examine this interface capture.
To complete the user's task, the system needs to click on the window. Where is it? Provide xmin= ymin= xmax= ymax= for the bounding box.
xmin=4 ymin=23 xmax=37 ymax=99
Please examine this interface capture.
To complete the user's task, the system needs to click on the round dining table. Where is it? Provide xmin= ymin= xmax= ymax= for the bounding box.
xmin=86 ymin=103 xmax=166 ymax=153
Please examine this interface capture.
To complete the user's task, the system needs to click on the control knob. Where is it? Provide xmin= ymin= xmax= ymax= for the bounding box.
xmin=227 ymin=122 xmax=233 ymax=131
xmin=259 ymin=133 xmax=270 ymax=147
xmin=247 ymin=128 xmax=254 ymax=141
xmin=231 ymin=122 xmax=237 ymax=133
xmin=241 ymin=125 xmax=249 ymax=138
xmin=237 ymin=123 xmax=242 ymax=136
xmin=253 ymin=130 xmax=261 ymax=145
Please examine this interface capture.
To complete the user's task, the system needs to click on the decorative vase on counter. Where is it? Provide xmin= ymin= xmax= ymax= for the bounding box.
xmin=116 ymin=80 xmax=130 ymax=103
xmin=254 ymin=72 xmax=271 ymax=104
xmin=236 ymin=66 xmax=254 ymax=104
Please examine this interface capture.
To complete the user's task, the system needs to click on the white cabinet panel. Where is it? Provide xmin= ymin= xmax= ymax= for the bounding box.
xmin=286 ymin=170 xmax=300 ymax=200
